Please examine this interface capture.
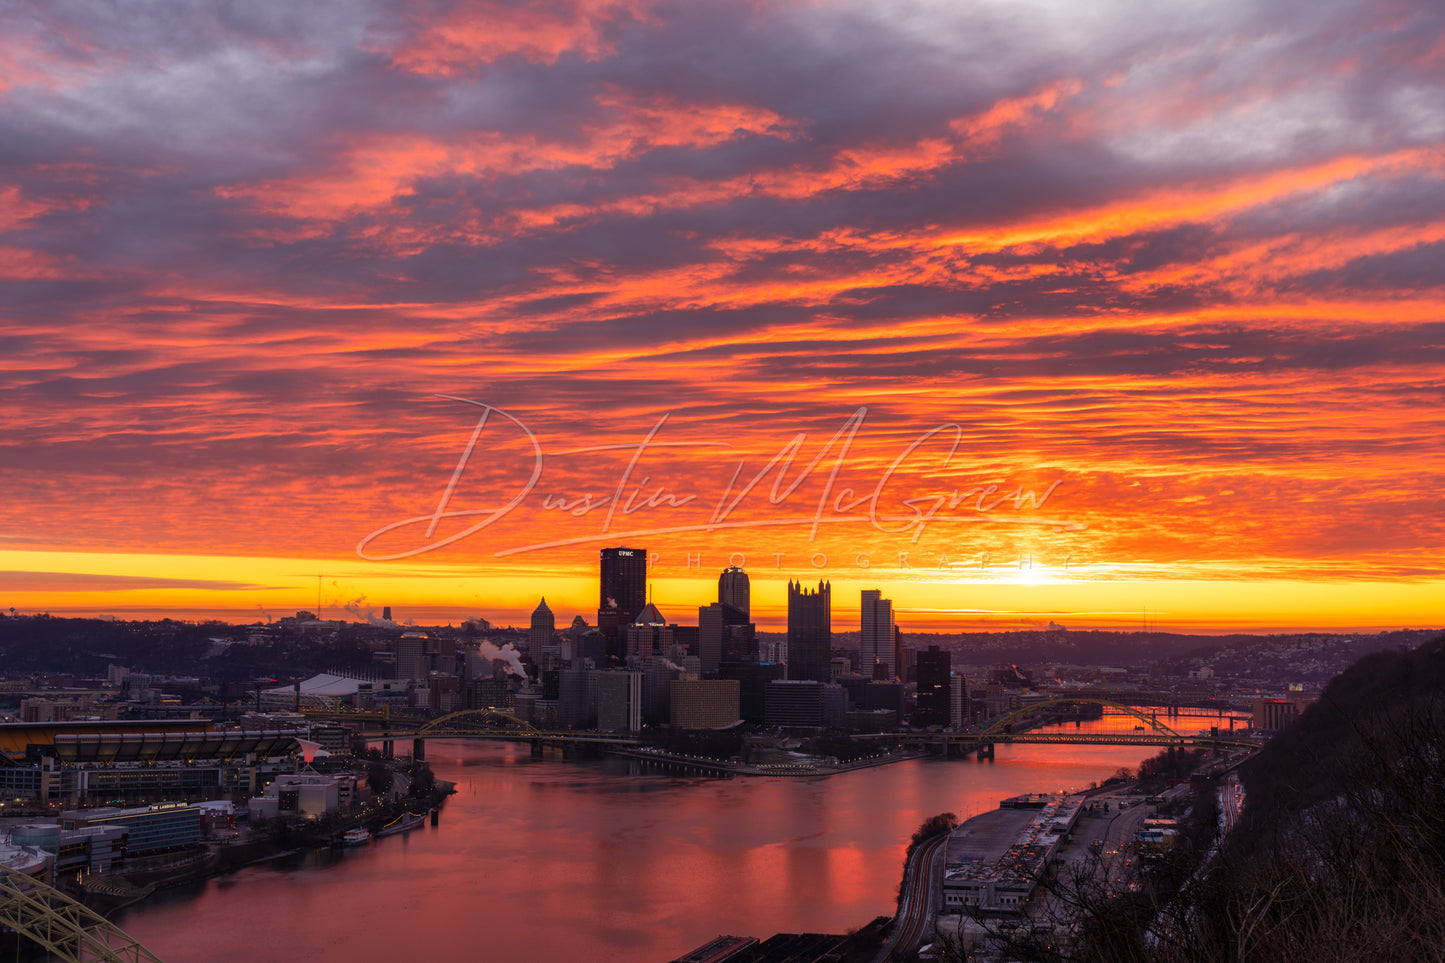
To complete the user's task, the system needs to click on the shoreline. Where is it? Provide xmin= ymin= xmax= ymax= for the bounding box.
xmin=608 ymin=745 xmax=934 ymax=776
xmin=72 ymin=786 xmax=456 ymax=919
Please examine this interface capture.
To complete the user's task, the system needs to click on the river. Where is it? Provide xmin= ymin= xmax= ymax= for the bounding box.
xmin=112 ymin=710 xmax=1233 ymax=961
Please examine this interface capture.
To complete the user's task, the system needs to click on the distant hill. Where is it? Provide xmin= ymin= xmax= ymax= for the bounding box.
xmin=773 ymin=626 xmax=1439 ymax=674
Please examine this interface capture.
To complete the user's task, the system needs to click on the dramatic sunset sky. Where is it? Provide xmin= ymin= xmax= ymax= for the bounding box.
xmin=2 ymin=0 xmax=1442 ymax=634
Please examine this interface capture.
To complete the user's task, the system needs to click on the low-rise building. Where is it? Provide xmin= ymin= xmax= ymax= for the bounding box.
xmin=248 ymin=770 xmax=360 ymax=819
xmin=60 ymin=802 xmax=202 ymax=857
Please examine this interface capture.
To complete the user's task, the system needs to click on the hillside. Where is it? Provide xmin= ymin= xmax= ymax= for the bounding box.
xmin=1199 ymin=630 xmax=1445 ymax=960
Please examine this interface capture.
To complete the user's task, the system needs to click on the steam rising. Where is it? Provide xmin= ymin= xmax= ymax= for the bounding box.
xmin=342 ymin=594 xmax=399 ymax=627
xmin=479 ymin=641 xmax=527 ymax=678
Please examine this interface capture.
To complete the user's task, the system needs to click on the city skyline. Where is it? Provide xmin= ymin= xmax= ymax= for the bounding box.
xmin=3 ymin=2 xmax=1443 ymax=635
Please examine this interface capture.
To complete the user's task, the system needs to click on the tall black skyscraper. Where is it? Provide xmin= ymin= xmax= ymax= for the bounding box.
xmin=915 ymin=644 xmax=951 ymax=726
xmin=599 ymin=547 xmax=647 ymax=625
xmin=787 ymin=579 xmax=831 ymax=683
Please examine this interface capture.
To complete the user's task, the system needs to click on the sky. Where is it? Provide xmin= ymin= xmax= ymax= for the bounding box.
xmin=2 ymin=0 xmax=1442 ymax=634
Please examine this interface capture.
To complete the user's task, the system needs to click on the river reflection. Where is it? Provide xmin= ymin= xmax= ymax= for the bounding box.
xmin=115 ymin=711 xmax=1233 ymax=961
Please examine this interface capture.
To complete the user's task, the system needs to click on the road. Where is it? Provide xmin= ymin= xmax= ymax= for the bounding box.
xmin=878 ymin=833 xmax=947 ymax=962
xmin=1219 ymin=772 xmax=1243 ymax=833
xmin=1097 ymin=799 xmax=1148 ymax=889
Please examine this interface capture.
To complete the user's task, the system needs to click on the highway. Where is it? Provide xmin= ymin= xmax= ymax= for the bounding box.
xmin=1219 ymin=772 xmax=1243 ymax=833
xmin=878 ymin=833 xmax=947 ymax=962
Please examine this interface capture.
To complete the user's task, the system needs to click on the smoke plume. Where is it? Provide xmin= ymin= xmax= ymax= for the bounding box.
xmin=479 ymin=641 xmax=527 ymax=678
xmin=342 ymin=594 xmax=398 ymax=628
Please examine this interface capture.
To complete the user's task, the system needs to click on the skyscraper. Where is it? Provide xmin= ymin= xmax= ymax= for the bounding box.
xmin=528 ymin=597 xmax=555 ymax=655
xmin=915 ymin=644 xmax=950 ymax=726
xmin=599 ymin=547 xmax=647 ymax=624
xmin=593 ymin=669 xmax=642 ymax=732
xmin=709 ymin=566 xmax=757 ymax=669
xmin=722 ymin=615 xmax=758 ymax=664
xmin=787 ymin=580 xmax=831 ymax=683
xmin=698 ymin=602 xmax=725 ymax=675
xmin=599 ymin=547 xmax=647 ymax=661
xmin=860 ymin=589 xmax=896 ymax=680
xmin=626 ymin=602 xmax=671 ymax=660
xmin=718 ymin=566 xmax=750 ymax=620
xmin=950 ymin=671 xmax=968 ymax=728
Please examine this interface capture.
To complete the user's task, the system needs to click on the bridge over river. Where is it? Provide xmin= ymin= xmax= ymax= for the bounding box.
xmin=0 ymin=866 xmax=164 ymax=962
xmin=311 ymin=699 xmax=1264 ymax=763
xmin=858 ymin=697 xmax=1264 ymax=757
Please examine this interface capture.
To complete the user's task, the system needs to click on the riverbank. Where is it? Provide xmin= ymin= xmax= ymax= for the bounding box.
xmin=112 ymin=731 xmax=1217 ymax=961
xmin=609 ymin=746 xmax=931 ymax=776
xmin=68 ymin=846 xmax=220 ymax=916
xmin=63 ymin=782 xmax=456 ymax=918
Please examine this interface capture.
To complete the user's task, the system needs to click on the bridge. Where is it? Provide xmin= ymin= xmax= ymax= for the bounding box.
xmin=314 ymin=708 xmax=643 ymax=760
xmin=416 ymin=709 xmax=641 ymax=745
xmin=859 ymin=698 xmax=1265 ymax=757
xmin=1049 ymin=689 xmax=1250 ymax=713
xmin=0 ymin=866 xmax=164 ymax=962
xmin=310 ymin=700 xmax=1262 ymax=762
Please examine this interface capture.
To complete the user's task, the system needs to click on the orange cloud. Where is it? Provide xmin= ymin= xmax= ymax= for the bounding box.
xmin=931 ymin=147 xmax=1445 ymax=252
xmin=217 ymin=93 xmax=792 ymax=223
xmin=382 ymin=0 xmax=657 ymax=72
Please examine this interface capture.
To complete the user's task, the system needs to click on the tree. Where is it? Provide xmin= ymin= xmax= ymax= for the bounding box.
xmin=911 ymin=812 xmax=958 ymax=848
xmin=407 ymin=764 xmax=435 ymax=797
xmin=367 ymin=761 xmax=393 ymax=797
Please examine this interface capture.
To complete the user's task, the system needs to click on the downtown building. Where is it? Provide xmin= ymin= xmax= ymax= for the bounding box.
xmin=915 ymin=644 xmax=951 ymax=727
xmin=625 ymin=602 xmax=672 ymax=661
xmin=718 ymin=566 xmax=749 ymax=618
xmin=670 ymin=679 xmax=741 ymax=729
xmin=717 ymin=661 xmax=786 ymax=724
xmin=594 ymin=670 xmax=643 ymax=732
xmin=859 ymin=589 xmax=897 ymax=680
xmin=763 ymin=680 xmax=847 ymax=729
xmin=950 ymin=671 xmax=969 ymax=728
xmin=528 ymin=597 xmax=555 ymax=656
xmin=718 ymin=565 xmax=758 ymax=665
xmin=598 ymin=546 xmax=647 ymax=660
xmin=701 ymin=567 xmax=758 ymax=674
xmin=786 ymin=580 xmax=831 ymax=683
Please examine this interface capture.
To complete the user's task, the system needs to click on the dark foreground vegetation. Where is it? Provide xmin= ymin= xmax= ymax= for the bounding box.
xmin=1199 ymin=631 xmax=1445 ymax=960
xmin=931 ymin=630 xmax=1445 ymax=962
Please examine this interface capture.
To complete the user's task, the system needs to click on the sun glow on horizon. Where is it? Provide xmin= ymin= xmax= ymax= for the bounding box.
xmin=2 ymin=3 xmax=1441 ymax=641
xmin=2 ymin=549 xmax=1439 ymax=638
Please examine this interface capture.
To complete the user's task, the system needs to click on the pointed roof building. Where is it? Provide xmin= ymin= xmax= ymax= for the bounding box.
xmin=529 ymin=597 xmax=556 ymax=653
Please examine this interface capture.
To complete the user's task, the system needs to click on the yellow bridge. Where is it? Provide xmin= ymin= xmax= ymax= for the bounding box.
xmin=312 ymin=700 xmax=1263 ymax=756
xmin=859 ymin=697 xmax=1265 ymax=754
xmin=0 ymin=866 xmax=163 ymax=962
